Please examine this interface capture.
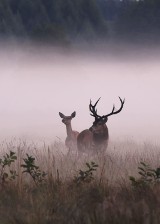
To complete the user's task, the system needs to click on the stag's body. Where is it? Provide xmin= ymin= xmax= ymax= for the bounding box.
xmin=77 ymin=129 xmax=93 ymax=153
xmin=77 ymin=97 xmax=125 ymax=155
xmin=77 ymin=126 xmax=109 ymax=154
xmin=59 ymin=111 xmax=79 ymax=153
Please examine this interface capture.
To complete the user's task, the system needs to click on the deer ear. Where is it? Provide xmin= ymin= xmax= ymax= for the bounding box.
xmin=59 ymin=112 xmax=65 ymax=118
xmin=71 ymin=111 xmax=76 ymax=118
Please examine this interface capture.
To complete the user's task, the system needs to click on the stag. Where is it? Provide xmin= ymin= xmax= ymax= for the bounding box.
xmin=59 ymin=111 xmax=79 ymax=153
xmin=77 ymin=97 xmax=125 ymax=154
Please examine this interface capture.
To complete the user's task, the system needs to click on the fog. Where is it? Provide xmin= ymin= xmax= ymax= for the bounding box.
xmin=0 ymin=43 xmax=160 ymax=144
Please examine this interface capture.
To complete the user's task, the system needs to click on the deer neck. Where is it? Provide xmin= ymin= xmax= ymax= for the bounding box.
xmin=65 ymin=123 xmax=73 ymax=138
xmin=93 ymin=125 xmax=109 ymax=143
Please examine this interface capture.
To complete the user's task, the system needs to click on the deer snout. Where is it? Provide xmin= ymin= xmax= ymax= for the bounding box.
xmin=62 ymin=119 xmax=66 ymax=124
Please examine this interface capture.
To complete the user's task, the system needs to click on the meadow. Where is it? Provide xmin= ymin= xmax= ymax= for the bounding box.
xmin=0 ymin=138 xmax=160 ymax=224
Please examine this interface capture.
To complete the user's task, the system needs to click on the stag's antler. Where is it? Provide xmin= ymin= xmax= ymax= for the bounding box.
xmin=89 ymin=97 xmax=125 ymax=123
xmin=89 ymin=98 xmax=101 ymax=119
xmin=104 ymin=97 xmax=125 ymax=118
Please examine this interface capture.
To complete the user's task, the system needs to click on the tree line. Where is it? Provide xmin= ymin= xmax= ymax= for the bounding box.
xmin=0 ymin=0 xmax=159 ymax=44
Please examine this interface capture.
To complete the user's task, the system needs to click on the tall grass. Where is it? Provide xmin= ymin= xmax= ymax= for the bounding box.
xmin=0 ymin=138 xmax=160 ymax=224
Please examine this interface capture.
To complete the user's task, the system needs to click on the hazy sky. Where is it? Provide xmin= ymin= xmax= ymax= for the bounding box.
xmin=0 ymin=43 xmax=160 ymax=144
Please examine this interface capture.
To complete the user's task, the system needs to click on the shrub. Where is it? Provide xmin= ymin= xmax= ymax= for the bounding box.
xmin=21 ymin=154 xmax=47 ymax=186
xmin=0 ymin=151 xmax=17 ymax=186
xmin=74 ymin=161 xmax=98 ymax=184
xmin=129 ymin=161 xmax=160 ymax=189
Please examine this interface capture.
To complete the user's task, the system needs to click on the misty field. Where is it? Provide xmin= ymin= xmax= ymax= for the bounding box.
xmin=0 ymin=138 xmax=160 ymax=224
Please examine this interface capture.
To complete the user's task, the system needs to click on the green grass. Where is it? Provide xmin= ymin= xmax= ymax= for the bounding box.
xmin=0 ymin=138 xmax=160 ymax=224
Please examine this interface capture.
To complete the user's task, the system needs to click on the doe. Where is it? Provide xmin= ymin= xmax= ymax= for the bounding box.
xmin=59 ymin=111 xmax=79 ymax=153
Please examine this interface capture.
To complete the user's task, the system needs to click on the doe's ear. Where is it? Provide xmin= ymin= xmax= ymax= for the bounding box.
xmin=71 ymin=111 xmax=76 ymax=118
xmin=59 ymin=112 xmax=65 ymax=118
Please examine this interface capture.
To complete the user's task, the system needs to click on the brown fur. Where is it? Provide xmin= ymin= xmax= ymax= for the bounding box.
xmin=77 ymin=124 xmax=109 ymax=155
xmin=77 ymin=129 xmax=93 ymax=153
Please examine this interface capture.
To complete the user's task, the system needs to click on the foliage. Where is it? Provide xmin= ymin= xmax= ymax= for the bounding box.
xmin=74 ymin=161 xmax=98 ymax=184
xmin=0 ymin=0 xmax=107 ymax=43
xmin=21 ymin=154 xmax=47 ymax=186
xmin=0 ymin=0 xmax=160 ymax=44
xmin=114 ymin=0 xmax=160 ymax=42
xmin=129 ymin=161 xmax=160 ymax=189
xmin=0 ymin=151 xmax=17 ymax=185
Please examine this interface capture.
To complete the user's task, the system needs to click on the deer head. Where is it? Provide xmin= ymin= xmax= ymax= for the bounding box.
xmin=89 ymin=97 xmax=125 ymax=134
xmin=59 ymin=111 xmax=76 ymax=125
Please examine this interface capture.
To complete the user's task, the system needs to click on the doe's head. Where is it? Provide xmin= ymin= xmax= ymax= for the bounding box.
xmin=59 ymin=111 xmax=76 ymax=125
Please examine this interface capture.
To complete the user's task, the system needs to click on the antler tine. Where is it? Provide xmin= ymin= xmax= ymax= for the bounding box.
xmin=104 ymin=97 xmax=125 ymax=117
xmin=94 ymin=97 xmax=101 ymax=107
xmin=89 ymin=97 xmax=101 ymax=118
xmin=119 ymin=96 xmax=125 ymax=104
xmin=111 ymin=104 xmax=115 ymax=114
